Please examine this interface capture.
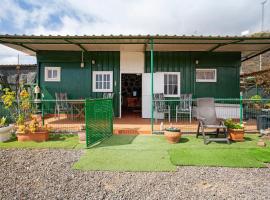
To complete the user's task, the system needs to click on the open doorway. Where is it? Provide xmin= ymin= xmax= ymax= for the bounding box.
xmin=121 ymin=73 xmax=142 ymax=118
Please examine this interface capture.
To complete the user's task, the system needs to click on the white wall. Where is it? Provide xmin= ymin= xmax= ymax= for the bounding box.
xmin=120 ymin=51 xmax=144 ymax=74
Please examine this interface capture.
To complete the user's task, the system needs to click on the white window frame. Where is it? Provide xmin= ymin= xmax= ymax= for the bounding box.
xmin=196 ymin=68 xmax=217 ymax=82
xmin=163 ymin=72 xmax=181 ymax=97
xmin=92 ymin=71 xmax=113 ymax=92
xmin=44 ymin=67 xmax=61 ymax=82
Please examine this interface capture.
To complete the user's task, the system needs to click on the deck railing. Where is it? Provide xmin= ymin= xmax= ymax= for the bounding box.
xmin=151 ymin=98 xmax=270 ymax=133
xmin=0 ymin=98 xmax=270 ymax=134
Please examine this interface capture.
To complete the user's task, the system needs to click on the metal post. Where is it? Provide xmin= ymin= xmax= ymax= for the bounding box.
xmin=260 ymin=0 xmax=267 ymax=71
xmin=150 ymin=38 xmax=154 ymax=132
xmin=261 ymin=0 xmax=267 ymax=31
xmin=41 ymin=101 xmax=44 ymax=126
xmin=240 ymin=92 xmax=243 ymax=124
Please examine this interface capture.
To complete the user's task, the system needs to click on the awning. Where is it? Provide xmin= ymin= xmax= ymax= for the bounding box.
xmin=0 ymin=35 xmax=270 ymax=62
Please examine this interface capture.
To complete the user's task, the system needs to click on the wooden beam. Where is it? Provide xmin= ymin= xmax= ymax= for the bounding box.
xmin=208 ymin=40 xmax=243 ymax=52
xmin=241 ymin=46 xmax=270 ymax=62
xmin=64 ymin=39 xmax=87 ymax=51
xmin=0 ymin=39 xmax=36 ymax=52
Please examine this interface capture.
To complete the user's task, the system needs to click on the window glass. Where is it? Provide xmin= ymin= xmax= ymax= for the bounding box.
xmin=196 ymin=69 xmax=216 ymax=82
xmin=45 ymin=67 xmax=61 ymax=82
xmin=48 ymin=70 xmax=52 ymax=78
xmin=93 ymin=71 xmax=113 ymax=92
xmin=164 ymin=73 xmax=179 ymax=96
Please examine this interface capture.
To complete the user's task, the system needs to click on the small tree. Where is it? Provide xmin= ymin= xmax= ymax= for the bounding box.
xmin=1 ymin=87 xmax=31 ymax=125
xmin=255 ymin=72 xmax=270 ymax=95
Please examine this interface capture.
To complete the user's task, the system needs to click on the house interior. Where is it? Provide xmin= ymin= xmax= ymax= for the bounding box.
xmin=121 ymin=73 xmax=142 ymax=118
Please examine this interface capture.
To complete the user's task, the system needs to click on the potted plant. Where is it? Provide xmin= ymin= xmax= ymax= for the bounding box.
xmin=224 ymin=119 xmax=245 ymax=141
xmin=164 ymin=127 xmax=181 ymax=144
xmin=0 ymin=116 xmax=14 ymax=142
xmin=17 ymin=116 xmax=49 ymax=142
xmin=78 ymin=125 xmax=86 ymax=144
xmin=2 ymin=87 xmax=49 ymax=142
xmin=250 ymin=95 xmax=262 ymax=110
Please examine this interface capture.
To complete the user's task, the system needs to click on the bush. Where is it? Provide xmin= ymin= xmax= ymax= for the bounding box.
xmin=224 ymin=119 xmax=243 ymax=129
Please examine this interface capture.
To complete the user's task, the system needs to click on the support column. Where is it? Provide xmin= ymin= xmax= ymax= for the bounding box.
xmin=150 ymin=38 xmax=154 ymax=132
xmin=240 ymin=92 xmax=243 ymax=124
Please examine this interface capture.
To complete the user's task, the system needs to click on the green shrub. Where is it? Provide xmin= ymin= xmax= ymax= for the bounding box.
xmin=224 ymin=119 xmax=243 ymax=129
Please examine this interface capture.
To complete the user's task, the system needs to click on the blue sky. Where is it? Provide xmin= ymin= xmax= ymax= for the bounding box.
xmin=0 ymin=0 xmax=269 ymax=64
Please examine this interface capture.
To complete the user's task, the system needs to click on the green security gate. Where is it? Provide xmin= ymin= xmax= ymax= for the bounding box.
xmin=85 ymin=98 xmax=113 ymax=147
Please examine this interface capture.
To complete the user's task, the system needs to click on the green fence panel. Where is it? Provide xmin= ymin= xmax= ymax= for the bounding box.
xmin=85 ymin=98 xmax=113 ymax=147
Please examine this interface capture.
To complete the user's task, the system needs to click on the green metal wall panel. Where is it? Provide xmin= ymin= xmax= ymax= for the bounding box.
xmin=145 ymin=51 xmax=241 ymax=98
xmin=38 ymin=51 xmax=120 ymax=117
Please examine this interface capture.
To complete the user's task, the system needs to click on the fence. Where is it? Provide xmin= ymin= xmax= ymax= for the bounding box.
xmin=85 ymin=98 xmax=113 ymax=147
xmin=0 ymin=98 xmax=270 ymax=135
xmin=151 ymin=98 xmax=270 ymax=133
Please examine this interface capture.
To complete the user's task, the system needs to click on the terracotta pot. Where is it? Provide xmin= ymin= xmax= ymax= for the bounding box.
xmin=164 ymin=130 xmax=181 ymax=144
xmin=228 ymin=129 xmax=245 ymax=141
xmin=17 ymin=130 xmax=49 ymax=142
xmin=78 ymin=131 xmax=86 ymax=144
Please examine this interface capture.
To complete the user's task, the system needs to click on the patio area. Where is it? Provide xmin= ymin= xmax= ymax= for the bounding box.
xmin=43 ymin=113 xmax=259 ymax=134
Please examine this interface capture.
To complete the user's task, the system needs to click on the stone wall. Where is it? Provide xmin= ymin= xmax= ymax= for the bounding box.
xmin=0 ymin=64 xmax=37 ymax=90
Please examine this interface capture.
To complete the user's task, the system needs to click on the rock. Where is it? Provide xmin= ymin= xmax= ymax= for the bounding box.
xmin=257 ymin=139 xmax=267 ymax=147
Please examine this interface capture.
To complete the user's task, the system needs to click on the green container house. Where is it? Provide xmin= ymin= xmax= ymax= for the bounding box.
xmin=1 ymin=35 xmax=269 ymax=119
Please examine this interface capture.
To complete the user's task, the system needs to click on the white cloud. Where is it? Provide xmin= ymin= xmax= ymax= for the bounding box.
xmin=0 ymin=45 xmax=36 ymax=65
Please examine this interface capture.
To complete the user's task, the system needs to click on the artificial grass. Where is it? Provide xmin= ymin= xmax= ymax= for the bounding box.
xmin=73 ymin=135 xmax=176 ymax=172
xmin=74 ymin=134 xmax=270 ymax=171
xmin=170 ymin=148 xmax=265 ymax=168
xmin=249 ymin=148 xmax=270 ymax=163
xmin=0 ymin=134 xmax=84 ymax=149
xmin=1 ymin=133 xmax=269 ymax=170
xmin=73 ymin=149 xmax=176 ymax=172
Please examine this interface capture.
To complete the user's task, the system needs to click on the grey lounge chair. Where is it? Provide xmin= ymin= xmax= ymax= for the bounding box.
xmin=176 ymin=94 xmax=192 ymax=123
xmin=153 ymin=93 xmax=171 ymax=122
xmin=196 ymin=98 xmax=230 ymax=144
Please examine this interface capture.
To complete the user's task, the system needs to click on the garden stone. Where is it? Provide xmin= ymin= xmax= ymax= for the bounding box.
xmin=257 ymin=139 xmax=267 ymax=147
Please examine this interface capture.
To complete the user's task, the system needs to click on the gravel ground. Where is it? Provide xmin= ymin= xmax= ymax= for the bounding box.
xmin=0 ymin=149 xmax=270 ymax=200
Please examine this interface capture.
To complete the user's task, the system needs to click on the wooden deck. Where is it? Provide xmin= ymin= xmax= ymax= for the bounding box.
xmin=43 ymin=113 xmax=259 ymax=134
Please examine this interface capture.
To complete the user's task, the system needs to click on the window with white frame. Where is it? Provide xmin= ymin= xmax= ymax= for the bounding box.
xmin=93 ymin=71 xmax=113 ymax=92
xmin=196 ymin=69 xmax=217 ymax=82
xmin=45 ymin=67 xmax=61 ymax=82
xmin=164 ymin=72 xmax=180 ymax=97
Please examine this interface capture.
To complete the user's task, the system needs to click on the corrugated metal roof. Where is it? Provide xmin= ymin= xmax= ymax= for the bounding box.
xmin=0 ymin=35 xmax=270 ymax=62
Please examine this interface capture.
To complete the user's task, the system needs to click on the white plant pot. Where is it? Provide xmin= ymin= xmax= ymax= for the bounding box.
xmin=0 ymin=124 xmax=14 ymax=142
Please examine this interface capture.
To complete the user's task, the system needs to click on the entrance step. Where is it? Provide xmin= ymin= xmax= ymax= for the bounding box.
xmin=113 ymin=128 xmax=151 ymax=135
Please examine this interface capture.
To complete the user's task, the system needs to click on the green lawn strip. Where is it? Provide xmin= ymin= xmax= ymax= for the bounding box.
xmin=169 ymin=148 xmax=266 ymax=168
xmin=172 ymin=134 xmax=267 ymax=149
xmin=249 ymin=148 xmax=270 ymax=163
xmin=93 ymin=134 xmax=171 ymax=151
xmin=73 ymin=148 xmax=176 ymax=172
xmin=0 ymin=134 xmax=81 ymax=149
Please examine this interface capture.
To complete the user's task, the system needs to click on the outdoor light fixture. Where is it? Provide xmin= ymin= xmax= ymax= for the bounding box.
xmin=195 ymin=60 xmax=199 ymax=65
xmin=80 ymin=51 xmax=84 ymax=68
xmin=91 ymin=59 xmax=96 ymax=65
xmin=34 ymin=85 xmax=40 ymax=94
xmin=33 ymin=85 xmax=41 ymax=104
